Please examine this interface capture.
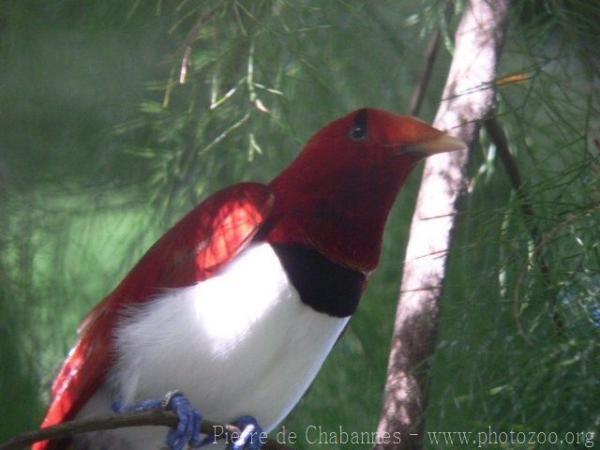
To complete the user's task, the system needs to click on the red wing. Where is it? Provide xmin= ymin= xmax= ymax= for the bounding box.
xmin=34 ymin=182 xmax=274 ymax=450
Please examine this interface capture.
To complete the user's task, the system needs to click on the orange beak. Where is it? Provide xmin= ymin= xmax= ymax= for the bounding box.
xmin=411 ymin=132 xmax=467 ymax=156
xmin=387 ymin=115 xmax=467 ymax=157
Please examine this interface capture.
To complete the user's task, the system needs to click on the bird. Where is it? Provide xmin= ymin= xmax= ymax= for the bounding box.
xmin=33 ymin=108 xmax=466 ymax=450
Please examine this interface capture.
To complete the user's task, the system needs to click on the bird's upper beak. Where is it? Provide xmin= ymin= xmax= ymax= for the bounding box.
xmin=387 ymin=115 xmax=467 ymax=157
xmin=407 ymin=132 xmax=467 ymax=156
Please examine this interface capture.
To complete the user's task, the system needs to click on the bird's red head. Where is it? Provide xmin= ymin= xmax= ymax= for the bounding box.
xmin=267 ymin=108 xmax=466 ymax=273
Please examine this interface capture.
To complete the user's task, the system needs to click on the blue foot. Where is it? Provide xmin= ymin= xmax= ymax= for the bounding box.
xmin=112 ymin=391 xmax=203 ymax=450
xmin=230 ymin=416 xmax=264 ymax=450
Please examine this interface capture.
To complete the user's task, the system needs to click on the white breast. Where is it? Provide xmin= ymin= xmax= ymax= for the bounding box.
xmin=74 ymin=242 xmax=349 ymax=450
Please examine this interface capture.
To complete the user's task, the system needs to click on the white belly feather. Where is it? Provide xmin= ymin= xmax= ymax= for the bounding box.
xmin=74 ymin=242 xmax=349 ymax=449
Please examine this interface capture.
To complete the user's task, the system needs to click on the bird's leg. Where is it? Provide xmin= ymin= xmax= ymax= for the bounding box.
xmin=229 ymin=415 xmax=264 ymax=450
xmin=112 ymin=390 xmax=204 ymax=450
xmin=111 ymin=392 xmax=264 ymax=449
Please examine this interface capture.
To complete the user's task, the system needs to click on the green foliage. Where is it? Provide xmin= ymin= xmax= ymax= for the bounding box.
xmin=0 ymin=1 xmax=598 ymax=449
xmin=428 ymin=8 xmax=600 ymax=445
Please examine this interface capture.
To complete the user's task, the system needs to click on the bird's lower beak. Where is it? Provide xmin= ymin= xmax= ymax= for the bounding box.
xmin=406 ymin=132 xmax=467 ymax=156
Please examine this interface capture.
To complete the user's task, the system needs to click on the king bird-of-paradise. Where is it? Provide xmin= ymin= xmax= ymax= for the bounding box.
xmin=34 ymin=108 xmax=466 ymax=450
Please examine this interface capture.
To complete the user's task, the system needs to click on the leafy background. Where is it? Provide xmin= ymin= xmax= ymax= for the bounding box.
xmin=1 ymin=1 xmax=598 ymax=448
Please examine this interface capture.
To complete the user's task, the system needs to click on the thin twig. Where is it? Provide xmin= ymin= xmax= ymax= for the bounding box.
xmin=484 ymin=116 xmax=564 ymax=337
xmin=409 ymin=2 xmax=453 ymax=116
xmin=177 ymin=5 xmax=222 ymax=84
xmin=409 ymin=27 xmax=442 ymax=116
xmin=0 ymin=410 xmax=292 ymax=450
xmin=484 ymin=117 xmax=540 ymax=240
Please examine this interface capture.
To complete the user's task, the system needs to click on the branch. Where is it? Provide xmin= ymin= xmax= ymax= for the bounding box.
xmin=483 ymin=116 xmax=564 ymax=336
xmin=0 ymin=410 xmax=292 ymax=450
xmin=409 ymin=3 xmax=453 ymax=116
xmin=375 ymin=1 xmax=512 ymax=449
xmin=408 ymin=27 xmax=442 ymax=117
xmin=484 ymin=116 xmax=540 ymax=238
xmin=176 ymin=5 xmax=222 ymax=84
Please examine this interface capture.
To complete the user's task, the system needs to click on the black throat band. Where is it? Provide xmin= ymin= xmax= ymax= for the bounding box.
xmin=272 ymin=244 xmax=365 ymax=318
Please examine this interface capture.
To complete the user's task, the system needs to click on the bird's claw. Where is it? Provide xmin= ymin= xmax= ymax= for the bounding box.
xmin=112 ymin=391 xmax=204 ymax=450
xmin=164 ymin=392 xmax=203 ymax=450
xmin=230 ymin=416 xmax=263 ymax=450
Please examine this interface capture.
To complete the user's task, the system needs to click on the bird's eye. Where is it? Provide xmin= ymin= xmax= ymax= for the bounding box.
xmin=349 ymin=109 xmax=368 ymax=141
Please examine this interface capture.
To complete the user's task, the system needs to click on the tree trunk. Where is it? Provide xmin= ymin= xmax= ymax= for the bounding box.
xmin=374 ymin=1 xmax=512 ymax=449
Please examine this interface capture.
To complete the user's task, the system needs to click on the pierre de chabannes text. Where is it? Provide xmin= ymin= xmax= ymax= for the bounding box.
xmin=213 ymin=425 xmax=596 ymax=448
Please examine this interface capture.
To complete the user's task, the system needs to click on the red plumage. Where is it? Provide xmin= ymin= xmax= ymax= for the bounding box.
xmin=34 ymin=183 xmax=273 ymax=450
